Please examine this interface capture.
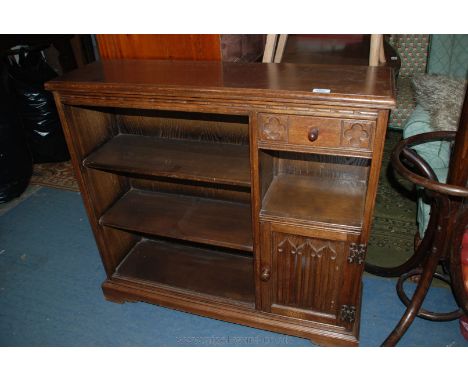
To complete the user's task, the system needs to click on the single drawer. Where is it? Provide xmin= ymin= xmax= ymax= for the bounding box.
xmin=258 ymin=113 xmax=375 ymax=152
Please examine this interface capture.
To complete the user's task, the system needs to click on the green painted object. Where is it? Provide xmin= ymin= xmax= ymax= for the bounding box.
xmin=427 ymin=34 xmax=468 ymax=79
xmin=402 ymin=34 xmax=467 ymax=236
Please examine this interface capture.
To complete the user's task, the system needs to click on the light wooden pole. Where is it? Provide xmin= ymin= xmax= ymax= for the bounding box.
xmin=274 ymin=35 xmax=288 ymax=63
xmin=369 ymin=34 xmax=386 ymax=66
xmin=263 ymin=34 xmax=288 ymax=63
xmin=262 ymin=35 xmax=279 ymax=63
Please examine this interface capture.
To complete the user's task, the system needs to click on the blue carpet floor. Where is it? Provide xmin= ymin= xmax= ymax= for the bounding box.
xmin=0 ymin=187 xmax=466 ymax=346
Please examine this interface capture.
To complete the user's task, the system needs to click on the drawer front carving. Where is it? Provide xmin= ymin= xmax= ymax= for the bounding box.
xmin=340 ymin=120 xmax=374 ymax=149
xmin=258 ymin=114 xmax=289 ymax=142
xmin=259 ymin=113 xmax=375 ymax=153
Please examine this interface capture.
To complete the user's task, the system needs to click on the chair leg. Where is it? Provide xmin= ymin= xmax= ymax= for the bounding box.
xmin=382 ymin=244 xmax=441 ymax=346
xmin=396 ymin=269 xmax=464 ymax=321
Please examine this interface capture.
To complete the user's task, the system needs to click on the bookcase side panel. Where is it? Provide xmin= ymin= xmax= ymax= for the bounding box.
xmin=54 ymin=98 xmax=138 ymax=275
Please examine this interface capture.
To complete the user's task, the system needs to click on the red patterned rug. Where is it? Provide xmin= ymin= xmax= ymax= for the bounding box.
xmin=30 ymin=161 xmax=79 ymax=192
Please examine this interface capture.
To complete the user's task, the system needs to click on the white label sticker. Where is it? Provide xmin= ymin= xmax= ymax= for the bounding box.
xmin=312 ymin=88 xmax=331 ymax=94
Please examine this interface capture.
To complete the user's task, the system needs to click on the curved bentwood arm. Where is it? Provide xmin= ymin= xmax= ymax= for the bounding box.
xmin=392 ymin=131 xmax=466 ymax=197
xmin=365 ymin=132 xmax=452 ymax=277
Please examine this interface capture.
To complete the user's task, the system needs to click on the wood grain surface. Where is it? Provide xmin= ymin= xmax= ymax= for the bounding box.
xmin=84 ymin=134 xmax=251 ymax=187
xmin=96 ymin=35 xmax=221 ymax=61
xmin=46 ymin=59 xmax=395 ymax=109
xmin=115 ymin=239 xmax=254 ymax=304
xmin=100 ymin=189 xmax=253 ymax=252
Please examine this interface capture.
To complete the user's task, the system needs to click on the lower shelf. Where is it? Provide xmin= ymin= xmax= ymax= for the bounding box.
xmin=113 ymin=239 xmax=255 ymax=304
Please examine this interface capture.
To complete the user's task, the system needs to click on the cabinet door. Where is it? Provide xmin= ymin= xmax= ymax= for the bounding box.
xmin=259 ymin=223 xmax=363 ymax=329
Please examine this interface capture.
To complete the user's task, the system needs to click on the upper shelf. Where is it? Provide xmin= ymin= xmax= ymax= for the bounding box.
xmin=45 ymin=60 xmax=396 ymax=109
xmin=83 ymin=134 xmax=251 ymax=188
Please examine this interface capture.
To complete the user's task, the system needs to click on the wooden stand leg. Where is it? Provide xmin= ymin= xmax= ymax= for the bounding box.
xmin=382 ymin=244 xmax=441 ymax=346
xmin=369 ymin=34 xmax=382 ymax=66
xmin=262 ymin=34 xmax=278 ymax=63
xmin=274 ymin=35 xmax=288 ymax=63
xmin=379 ymin=38 xmax=386 ymax=64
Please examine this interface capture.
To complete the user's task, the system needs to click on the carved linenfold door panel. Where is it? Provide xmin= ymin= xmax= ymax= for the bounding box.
xmin=260 ymin=225 xmax=362 ymax=329
xmin=274 ymin=234 xmax=343 ymax=314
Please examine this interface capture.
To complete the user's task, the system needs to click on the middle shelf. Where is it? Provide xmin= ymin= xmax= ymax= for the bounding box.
xmin=83 ymin=134 xmax=251 ymax=188
xmin=100 ymin=189 xmax=253 ymax=252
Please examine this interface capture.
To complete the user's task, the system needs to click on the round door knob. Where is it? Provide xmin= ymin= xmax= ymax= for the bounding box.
xmin=260 ymin=267 xmax=271 ymax=281
xmin=308 ymin=128 xmax=319 ymax=142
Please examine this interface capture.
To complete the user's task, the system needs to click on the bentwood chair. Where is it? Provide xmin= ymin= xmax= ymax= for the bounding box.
xmin=366 ymin=91 xmax=468 ymax=346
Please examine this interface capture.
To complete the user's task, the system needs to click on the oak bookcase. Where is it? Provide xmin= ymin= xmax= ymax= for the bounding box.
xmin=46 ymin=60 xmax=395 ymax=346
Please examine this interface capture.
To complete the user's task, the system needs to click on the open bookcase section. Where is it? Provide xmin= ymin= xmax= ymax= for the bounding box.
xmin=62 ymin=101 xmax=254 ymax=295
xmin=69 ymin=105 xmax=251 ymax=188
xmin=260 ymin=150 xmax=370 ymax=230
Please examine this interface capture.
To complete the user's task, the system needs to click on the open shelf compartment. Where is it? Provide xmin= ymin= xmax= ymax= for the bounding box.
xmin=114 ymin=238 xmax=255 ymax=304
xmin=100 ymin=188 xmax=253 ymax=252
xmin=259 ymin=150 xmax=369 ymax=230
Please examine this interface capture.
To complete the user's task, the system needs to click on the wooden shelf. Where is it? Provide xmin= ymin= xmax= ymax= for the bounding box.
xmin=260 ymin=174 xmax=366 ymax=230
xmin=100 ymin=189 xmax=253 ymax=252
xmin=114 ymin=239 xmax=255 ymax=304
xmin=83 ymin=134 xmax=251 ymax=188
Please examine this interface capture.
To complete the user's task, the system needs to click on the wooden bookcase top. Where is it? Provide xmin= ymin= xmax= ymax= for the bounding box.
xmin=46 ymin=59 xmax=395 ymax=109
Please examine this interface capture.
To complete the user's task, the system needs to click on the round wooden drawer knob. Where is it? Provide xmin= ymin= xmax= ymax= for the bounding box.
xmin=260 ymin=267 xmax=271 ymax=281
xmin=308 ymin=128 xmax=319 ymax=142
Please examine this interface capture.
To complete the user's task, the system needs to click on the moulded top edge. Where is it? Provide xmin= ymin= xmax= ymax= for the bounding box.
xmin=45 ymin=60 xmax=396 ymax=109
